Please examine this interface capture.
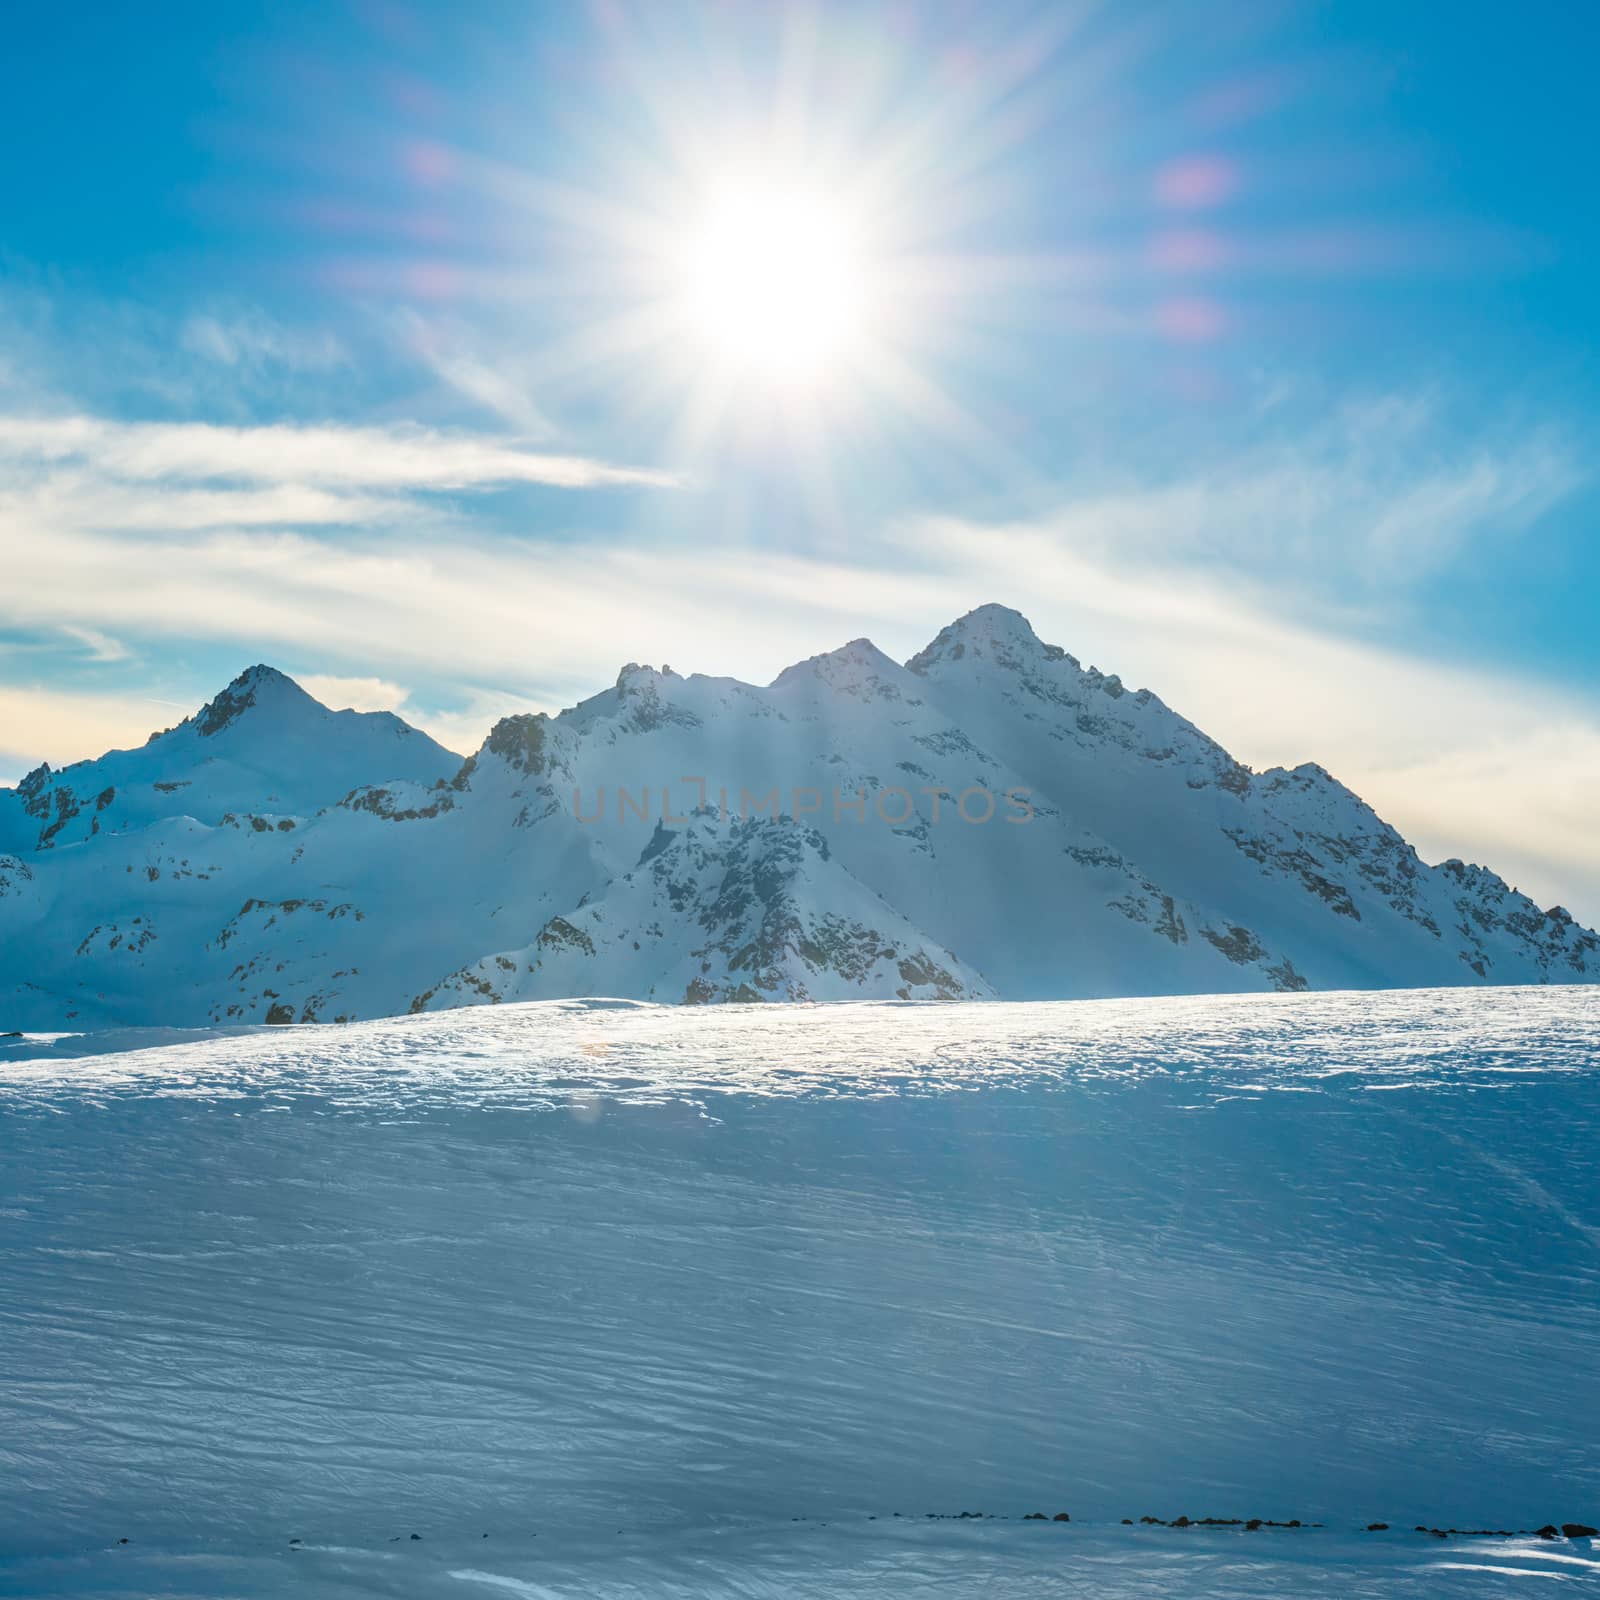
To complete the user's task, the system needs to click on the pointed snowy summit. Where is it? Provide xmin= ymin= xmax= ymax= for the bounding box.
xmin=190 ymin=663 xmax=320 ymax=738
xmin=0 ymin=663 xmax=459 ymax=853
xmin=771 ymin=637 xmax=909 ymax=698
xmin=907 ymin=604 xmax=1074 ymax=675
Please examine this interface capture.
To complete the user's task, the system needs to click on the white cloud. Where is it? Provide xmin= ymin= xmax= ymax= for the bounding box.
xmin=0 ymin=468 xmax=406 ymax=532
xmin=0 ymin=517 xmax=910 ymax=695
xmin=0 ymin=414 xmax=679 ymax=493
xmin=296 ymin=674 xmax=412 ymax=715
xmin=59 ymin=625 xmax=132 ymax=663
xmin=399 ymin=688 xmax=544 ymax=757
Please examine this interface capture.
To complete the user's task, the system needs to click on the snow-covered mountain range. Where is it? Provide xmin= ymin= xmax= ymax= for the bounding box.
xmin=3 ymin=604 xmax=1595 ymax=1027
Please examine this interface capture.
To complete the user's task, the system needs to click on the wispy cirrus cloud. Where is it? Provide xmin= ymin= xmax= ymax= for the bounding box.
xmin=0 ymin=409 xmax=681 ymax=574
xmin=0 ymin=414 xmax=679 ymax=494
xmin=393 ymin=309 xmax=560 ymax=438
xmin=59 ymin=625 xmax=132 ymax=664
xmin=1 ymin=469 xmax=408 ymax=533
xmin=1032 ymin=393 xmax=1583 ymax=591
xmin=180 ymin=309 xmax=348 ymax=375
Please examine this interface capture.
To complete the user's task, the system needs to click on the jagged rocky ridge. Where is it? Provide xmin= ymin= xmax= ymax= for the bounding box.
xmin=1 ymin=606 xmax=1595 ymax=1027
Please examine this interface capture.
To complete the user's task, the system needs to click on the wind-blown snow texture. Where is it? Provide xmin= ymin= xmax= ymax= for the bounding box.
xmin=2 ymin=988 xmax=1598 ymax=1596
xmin=2 ymin=605 xmax=1596 ymax=1028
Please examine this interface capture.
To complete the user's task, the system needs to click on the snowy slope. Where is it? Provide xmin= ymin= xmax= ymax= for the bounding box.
xmin=1 ymin=608 xmax=1595 ymax=1028
xmin=416 ymin=813 xmax=993 ymax=1008
xmin=0 ymin=664 xmax=457 ymax=853
xmin=2 ymin=988 xmax=1598 ymax=1595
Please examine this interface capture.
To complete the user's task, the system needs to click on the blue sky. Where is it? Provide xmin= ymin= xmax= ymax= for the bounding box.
xmin=1 ymin=0 xmax=1598 ymax=915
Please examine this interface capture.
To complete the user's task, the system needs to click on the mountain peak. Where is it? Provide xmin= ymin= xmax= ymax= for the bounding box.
xmin=479 ymin=712 xmax=551 ymax=776
xmin=193 ymin=664 xmax=314 ymax=738
xmin=6 ymin=607 xmax=1600 ymax=1021
xmin=907 ymin=604 xmax=1074 ymax=676
xmin=959 ymin=603 xmax=1040 ymax=638
xmin=234 ymin=663 xmax=292 ymax=689
xmin=615 ymin=662 xmax=662 ymax=692
xmin=771 ymin=637 xmax=903 ymax=695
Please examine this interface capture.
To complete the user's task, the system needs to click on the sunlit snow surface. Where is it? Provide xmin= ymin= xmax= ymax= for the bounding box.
xmin=3 ymin=987 xmax=1598 ymax=1596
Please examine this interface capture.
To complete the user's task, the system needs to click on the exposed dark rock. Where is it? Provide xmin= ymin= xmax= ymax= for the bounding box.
xmin=484 ymin=714 xmax=550 ymax=776
xmin=1201 ymin=923 xmax=1266 ymax=966
xmin=196 ymin=667 xmax=280 ymax=737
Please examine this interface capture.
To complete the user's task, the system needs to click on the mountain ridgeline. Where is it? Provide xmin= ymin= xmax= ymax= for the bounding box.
xmin=2 ymin=606 xmax=1595 ymax=1028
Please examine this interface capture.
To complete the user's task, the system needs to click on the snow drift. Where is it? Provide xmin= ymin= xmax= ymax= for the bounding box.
xmin=2 ymin=987 xmax=1597 ymax=1595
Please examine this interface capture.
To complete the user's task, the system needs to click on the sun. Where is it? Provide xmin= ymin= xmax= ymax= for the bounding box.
xmin=671 ymin=174 xmax=876 ymax=391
